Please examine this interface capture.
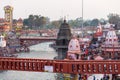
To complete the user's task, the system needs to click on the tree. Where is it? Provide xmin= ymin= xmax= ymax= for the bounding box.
xmin=39 ymin=16 xmax=47 ymax=28
xmin=34 ymin=15 xmax=40 ymax=27
xmin=90 ymin=19 xmax=99 ymax=27
xmin=51 ymin=20 xmax=62 ymax=28
xmin=28 ymin=15 xmax=34 ymax=28
xmin=83 ymin=20 xmax=91 ymax=27
xmin=23 ymin=19 xmax=29 ymax=26
xmin=99 ymin=18 xmax=107 ymax=25
xmin=68 ymin=17 xmax=83 ymax=28
xmin=23 ymin=15 xmax=50 ymax=29
xmin=108 ymin=13 xmax=120 ymax=24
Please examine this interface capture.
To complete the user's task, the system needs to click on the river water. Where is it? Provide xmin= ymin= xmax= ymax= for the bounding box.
xmin=0 ymin=42 xmax=57 ymax=80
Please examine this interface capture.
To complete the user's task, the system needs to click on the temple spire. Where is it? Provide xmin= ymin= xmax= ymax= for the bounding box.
xmin=63 ymin=16 xmax=66 ymax=23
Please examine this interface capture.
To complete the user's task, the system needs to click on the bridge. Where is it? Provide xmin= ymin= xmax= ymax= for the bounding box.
xmin=19 ymin=36 xmax=56 ymax=46
xmin=0 ymin=57 xmax=120 ymax=74
xmin=20 ymin=30 xmax=57 ymax=37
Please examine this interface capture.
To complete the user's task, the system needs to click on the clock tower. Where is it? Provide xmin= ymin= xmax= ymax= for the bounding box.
xmin=4 ymin=5 xmax=13 ymax=30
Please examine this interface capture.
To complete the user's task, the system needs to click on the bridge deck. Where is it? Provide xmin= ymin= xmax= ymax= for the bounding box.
xmin=20 ymin=36 xmax=56 ymax=40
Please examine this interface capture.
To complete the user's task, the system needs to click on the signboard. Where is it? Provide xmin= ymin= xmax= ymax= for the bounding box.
xmin=44 ymin=66 xmax=53 ymax=72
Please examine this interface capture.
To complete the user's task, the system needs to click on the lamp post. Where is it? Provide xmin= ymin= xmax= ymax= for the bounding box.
xmin=82 ymin=0 xmax=84 ymax=38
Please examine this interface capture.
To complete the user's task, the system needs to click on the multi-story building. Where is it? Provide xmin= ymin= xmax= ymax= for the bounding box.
xmin=13 ymin=18 xmax=23 ymax=31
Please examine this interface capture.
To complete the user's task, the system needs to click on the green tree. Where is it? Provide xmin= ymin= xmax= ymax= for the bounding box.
xmin=68 ymin=17 xmax=83 ymax=28
xmin=51 ymin=20 xmax=62 ymax=28
xmin=108 ymin=13 xmax=120 ymax=24
xmin=23 ymin=19 xmax=29 ymax=26
xmin=39 ymin=16 xmax=47 ymax=28
xmin=34 ymin=15 xmax=40 ymax=27
xmin=28 ymin=15 xmax=34 ymax=28
xmin=23 ymin=15 xmax=50 ymax=29
xmin=83 ymin=20 xmax=91 ymax=27
xmin=90 ymin=18 xmax=99 ymax=26
xmin=99 ymin=18 xmax=107 ymax=25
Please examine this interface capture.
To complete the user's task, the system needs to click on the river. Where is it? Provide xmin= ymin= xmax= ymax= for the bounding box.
xmin=0 ymin=42 xmax=57 ymax=80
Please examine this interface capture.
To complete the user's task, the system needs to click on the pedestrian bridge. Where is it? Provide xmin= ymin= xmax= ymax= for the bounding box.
xmin=19 ymin=36 xmax=56 ymax=46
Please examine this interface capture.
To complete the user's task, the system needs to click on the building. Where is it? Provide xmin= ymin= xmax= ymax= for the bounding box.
xmin=101 ymin=27 xmax=120 ymax=59
xmin=4 ymin=5 xmax=13 ymax=30
xmin=13 ymin=18 xmax=23 ymax=31
xmin=0 ymin=19 xmax=10 ymax=32
xmin=0 ymin=18 xmax=5 ymax=26
xmin=16 ymin=18 xmax=23 ymax=27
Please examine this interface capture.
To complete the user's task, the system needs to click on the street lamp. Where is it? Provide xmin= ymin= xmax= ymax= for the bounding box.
xmin=82 ymin=0 xmax=84 ymax=38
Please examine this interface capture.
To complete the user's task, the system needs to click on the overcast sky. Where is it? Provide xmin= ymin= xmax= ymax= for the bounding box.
xmin=0 ymin=0 xmax=120 ymax=21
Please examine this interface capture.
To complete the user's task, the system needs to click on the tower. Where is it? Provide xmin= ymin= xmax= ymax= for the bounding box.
xmin=4 ymin=5 xmax=13 ymax=30
xmin=55 ymin=20 xmax=72 ymax=59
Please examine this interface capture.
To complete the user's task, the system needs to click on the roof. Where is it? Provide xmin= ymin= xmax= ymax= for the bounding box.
xmin=94 ymin=56 xmax=103 ymax=60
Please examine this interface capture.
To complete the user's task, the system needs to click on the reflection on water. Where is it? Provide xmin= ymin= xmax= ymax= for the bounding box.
xmin=0 ymin=42 xmax=57 ymax=80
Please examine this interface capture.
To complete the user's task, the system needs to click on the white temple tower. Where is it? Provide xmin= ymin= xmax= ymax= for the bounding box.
xmin=102 ymin=27 xmax=120 ymax=59
xmin=105 ymin=27 xmax=118 ymax=45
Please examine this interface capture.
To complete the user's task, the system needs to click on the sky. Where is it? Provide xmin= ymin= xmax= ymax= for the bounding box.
xmin=0 ymin=0 xmax=120 ymax=21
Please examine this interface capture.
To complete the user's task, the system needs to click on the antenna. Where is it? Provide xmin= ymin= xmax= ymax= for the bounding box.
xmin=60 ymin=9 xmax=64 ymax=21
xmin=67 ymin=14 xmax=69 ymax=21
xmin=64 ymin=16 xmax=66 ymax=20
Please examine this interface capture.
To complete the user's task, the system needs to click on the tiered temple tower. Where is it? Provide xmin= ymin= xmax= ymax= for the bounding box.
xmin=55 ymin=20 xmax=72 ymax=59
xmin=4 ymin=5 xmax=13 ymax=30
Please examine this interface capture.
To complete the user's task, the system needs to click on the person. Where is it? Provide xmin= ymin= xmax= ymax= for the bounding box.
xmin=85 ymin=48 xmax=88 ymax=56
xmin=87 ymin=55 xmax=90 ymax=60
xmin=68 ymin=53 xmax=76 ymax=60
xmin=93 ymin=76 xmax=96 ymax=80
xmin=101 ymin=78 xmax=103 ymax=80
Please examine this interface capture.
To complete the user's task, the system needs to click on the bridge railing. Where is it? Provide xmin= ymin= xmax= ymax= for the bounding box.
xmin=0 ymin=57 xmax=120 ymax=74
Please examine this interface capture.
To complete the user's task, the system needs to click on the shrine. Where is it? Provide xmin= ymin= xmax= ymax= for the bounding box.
xmin=101 ymin=27 xmax=120 ymax=59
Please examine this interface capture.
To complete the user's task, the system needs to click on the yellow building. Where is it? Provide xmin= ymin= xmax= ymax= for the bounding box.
xmin=4 ymin=5 xmax=13 ymax=30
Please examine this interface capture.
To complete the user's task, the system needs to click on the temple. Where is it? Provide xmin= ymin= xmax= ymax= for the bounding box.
xmin=102 ymin=26 xmax=120 ymax=59
xmin=55 ymin=20 xmax=72 ymax=59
